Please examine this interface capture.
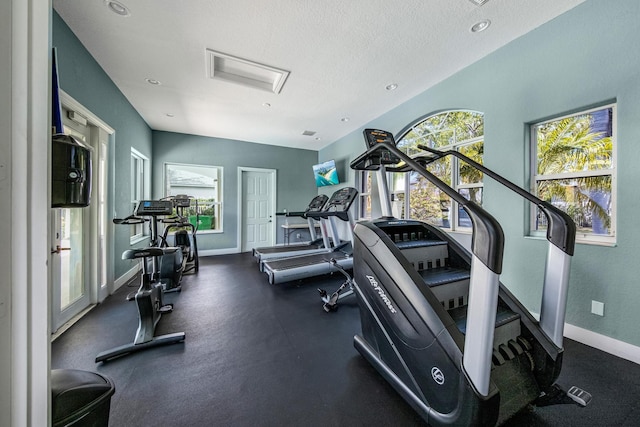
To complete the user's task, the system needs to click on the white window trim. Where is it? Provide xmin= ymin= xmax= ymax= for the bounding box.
xmin=356 ymin=170 xmax=373 ymax=220
xmin=530 ymin=103 xmax=617 ymax=246
xmin=130 ymin=148 xmax=150 ymax=244
xmin=164 ymin=162 xmax=224 ymax=234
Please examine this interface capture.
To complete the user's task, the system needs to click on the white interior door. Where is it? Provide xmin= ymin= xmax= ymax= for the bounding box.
xmin=241 ymin=168 xmax=276 ymax=252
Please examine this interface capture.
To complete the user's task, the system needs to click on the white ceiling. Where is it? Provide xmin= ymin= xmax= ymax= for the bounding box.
xmin=53 ymin=0 xmax=586 ymax=150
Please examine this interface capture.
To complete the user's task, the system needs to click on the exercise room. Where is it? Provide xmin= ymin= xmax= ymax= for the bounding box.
xmin=3 ymin=0 xmax=640 ymax=425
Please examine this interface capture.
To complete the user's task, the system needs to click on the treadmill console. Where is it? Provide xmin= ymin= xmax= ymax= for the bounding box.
xmin=136 ymin=200 xmax=174 ymax=216
xmin=363 ymin=129 xmax=401 ymax=166
xmin=324 ymin=187 xmax=358 ymax=221
xmin=173 ymin=195 xmax=191 ymax=208
xmin=306 ymin=194 xmax=329 ymax=214
xmin=304 ymin=187 xmax=358 ymax=221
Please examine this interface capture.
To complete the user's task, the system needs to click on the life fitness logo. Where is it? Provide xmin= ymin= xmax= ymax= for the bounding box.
xmin=431 ymin=367 xmax=445 ymax=385
xmin=365 ymin=275 xmax=397 ymax=314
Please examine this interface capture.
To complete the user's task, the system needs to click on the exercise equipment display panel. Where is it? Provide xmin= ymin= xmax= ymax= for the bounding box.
xmin=136 ymin=200 xmax=173 ymax=216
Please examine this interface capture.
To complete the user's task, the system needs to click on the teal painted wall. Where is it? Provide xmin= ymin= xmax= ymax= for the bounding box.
xmin=152 ymin=131 xmax=318 ymax=251
xmin=53 ymin=11 xmax=153 ymax=278
xmin=321 ymin=0 xmax=640 ymax=347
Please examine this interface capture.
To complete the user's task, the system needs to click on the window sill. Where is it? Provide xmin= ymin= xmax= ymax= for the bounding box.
xmin=525 ymin=234 xmax=616 ymax=248
xmin=130 ymin=235 xmax=149 ymax=246
xmin=194 ymin=229 xmax=223 ymax=235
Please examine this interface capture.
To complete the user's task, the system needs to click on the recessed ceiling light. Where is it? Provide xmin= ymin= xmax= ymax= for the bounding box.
xmin=315 ymin=137 xmax=322 ymax=141
xmin=340 ymin=117 xmax=350 ymax=122
xmin=385 ymin=83 xmax=398 ymax=91
xmin=104 ymin=0 xmax=130 ymax=17
xmin=470 ymin=19 xmax=491 ymax=33
xmin=166 ymin=113 xmax=174 ymax=117
xmin=145 ymin=78 xmax=161 ymax=85
xmin=262 ymin=102 xmax=271 ymax=108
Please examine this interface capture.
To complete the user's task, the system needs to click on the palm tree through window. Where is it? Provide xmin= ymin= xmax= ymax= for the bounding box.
xmin=395 ymin=110 xmax=484 ymax=231
xmin=531 ymin=104 xmax=615 ymax=244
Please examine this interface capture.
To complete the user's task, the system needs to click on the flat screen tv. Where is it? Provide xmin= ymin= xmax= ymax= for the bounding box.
xmin=312 ymin=159 xmax=339 ymax=187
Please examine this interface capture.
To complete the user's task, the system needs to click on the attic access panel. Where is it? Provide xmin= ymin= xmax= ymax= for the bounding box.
xmin=206 ymin=49 xmax=290 ymax=94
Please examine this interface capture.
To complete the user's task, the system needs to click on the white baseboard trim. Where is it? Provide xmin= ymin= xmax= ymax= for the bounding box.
xmin=198 ymin=247 xmax=241 ymax=257
xmin=51 ymin=304 xmax=96 ymax=342
xmin=564 ymin=323 xmax=640 ymax=365
xmin=530 ymin=311 xmax=640 ymax=364
xmin=113 ymin=262 xmax=141 ymax=291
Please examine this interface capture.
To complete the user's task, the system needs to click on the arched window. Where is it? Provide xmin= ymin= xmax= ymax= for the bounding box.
xmin=394 ymin=110 xmax=484 ymax=231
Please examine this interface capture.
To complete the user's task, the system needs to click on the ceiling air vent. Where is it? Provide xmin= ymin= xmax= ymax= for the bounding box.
xmin=302 ymin=130 xmax=316 ymax=136
xmin=206 ymin=49 xmax=290 ymax=94
xmin=468 ymin=0 xmax=490 ymax=6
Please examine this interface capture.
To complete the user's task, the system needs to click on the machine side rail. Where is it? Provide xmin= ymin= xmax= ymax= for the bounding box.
xmin=415 ymin=144 xmax=576 ymax=348
xmin=415 ymin=144 xmax=576 ymax=256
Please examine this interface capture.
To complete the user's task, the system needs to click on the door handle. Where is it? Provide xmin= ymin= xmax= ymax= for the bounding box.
xmin=51 ymin=245 xmax=71 ymax=254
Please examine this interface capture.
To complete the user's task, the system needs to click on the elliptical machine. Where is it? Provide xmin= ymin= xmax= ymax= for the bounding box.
xmin=96 ymin=200 xmax=186 ymax=363
xmin=160 ymin=195 xmax=199 ymax=275
xmin=138 ymin=199 xmax=185 ymax=293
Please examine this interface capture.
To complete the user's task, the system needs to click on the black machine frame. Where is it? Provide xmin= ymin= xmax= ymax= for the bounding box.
xmin=160 ymin=194 xmax=199 ymax=276
xmin=349 ymin=129 xmax=587 ymax=425
xmin=96 ymin=200 xmax=186 ymax=362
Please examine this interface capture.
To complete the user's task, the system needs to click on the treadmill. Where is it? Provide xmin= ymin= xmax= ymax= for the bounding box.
xmin=253 ymin=194 xmax=331 ymax=263
xmin=261 ymin=187 xmax=358 ymax=285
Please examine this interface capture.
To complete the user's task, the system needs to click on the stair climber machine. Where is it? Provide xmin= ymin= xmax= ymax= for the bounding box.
xmin=348 ymin=129 xmax=591 ymax=426
xmin=261 ymin=186 xmax=358 ymax=285
xmin=253 ymin=194 xmax=331 ymax=263
xmin=160 ymin=194 xmax=199 ymax=275
xmin=96 ymin=200 xmax=186 ymax=362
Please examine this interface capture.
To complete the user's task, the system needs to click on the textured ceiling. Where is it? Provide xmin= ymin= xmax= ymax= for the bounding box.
xmin=53 ymin=0 xmax=586 ymax=150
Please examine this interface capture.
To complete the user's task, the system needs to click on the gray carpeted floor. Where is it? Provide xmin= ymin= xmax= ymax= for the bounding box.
xmin=52 ymin=253 xmax=640 ymax=426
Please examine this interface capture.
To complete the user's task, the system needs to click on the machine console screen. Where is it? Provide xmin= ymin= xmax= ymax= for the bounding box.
xmin=363 ymin=129 xmax=401 ymax=165
xmin=136 ymin=200 xmax=174 ymax=216
xmin=307 ymin=194 xmax=329 ymax=213
xmin=325 ymin=187 xmax=358 ymax=212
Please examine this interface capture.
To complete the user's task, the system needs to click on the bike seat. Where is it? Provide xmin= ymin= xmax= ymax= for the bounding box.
xmin=122 ymin=247 xmax=178 ymax=260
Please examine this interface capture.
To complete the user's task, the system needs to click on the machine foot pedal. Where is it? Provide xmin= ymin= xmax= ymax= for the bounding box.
xmin=323 ymin=302 xmax=338 ymax=313
xmin=536 ymin=384 xmax=591 ymax=407
xmin=567 ymin=386 xmax=592 ymax=407
xmin=159 ymin=304 xmax=174 ymax=313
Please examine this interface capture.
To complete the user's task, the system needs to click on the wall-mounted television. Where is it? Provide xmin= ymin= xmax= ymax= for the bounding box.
xmin=312 ymin=159 xmax=340 ymax=187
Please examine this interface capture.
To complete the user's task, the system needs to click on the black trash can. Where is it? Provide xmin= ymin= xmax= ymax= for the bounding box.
xmin=51 ymin=369 xmax=116 ymax=427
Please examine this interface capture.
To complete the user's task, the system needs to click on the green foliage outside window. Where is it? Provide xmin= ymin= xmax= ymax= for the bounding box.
xmin=397 ymin=111 xmax=484 ymax=229
xmin=533 ymin=106 xmax=614 ymax=237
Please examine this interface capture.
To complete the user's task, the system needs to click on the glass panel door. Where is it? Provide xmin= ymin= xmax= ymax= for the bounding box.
xmin=52 ymin=205 xmax=90 ymax=332
xmin=51 ymin=111 xmax=92 ymax=333
xmin=59 ymin=207 xmax=85 ymax=309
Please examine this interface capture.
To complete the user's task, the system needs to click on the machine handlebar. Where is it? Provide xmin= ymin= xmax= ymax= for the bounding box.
xmin=113 ymin=215 xmax=147 ymax=225
xmin=415 ymin=144 xmax=576 ymax=256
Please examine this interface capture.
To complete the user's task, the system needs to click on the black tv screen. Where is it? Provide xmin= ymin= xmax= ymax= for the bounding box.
xmin=313 ymin=160 xmax=339 ymax=187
